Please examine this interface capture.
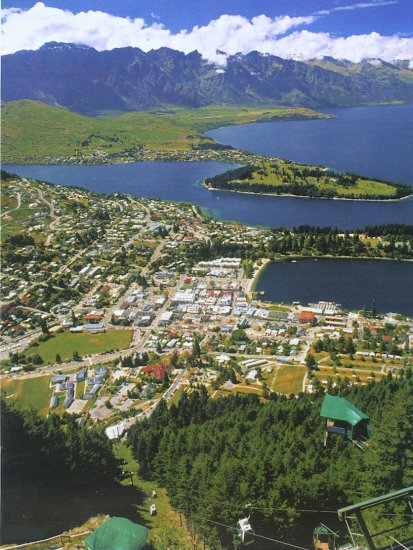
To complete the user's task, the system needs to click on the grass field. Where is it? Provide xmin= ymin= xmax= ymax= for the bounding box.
xmin=311 ymin=365 xmax=386 ymax=387
xmin=230 ymin=384 xmax=263 ymax=396
xmin=2 ymin=100 xmax=330 ymax=163
xmin=261 ymin=366 xmax=278 ymax=387
xmin=26 ymin=330 xmax=134 ymax=363
xmin=1 ymin=375 xmax=53 ymax=415
xmin=160 ymin=104 xmax=331 ymax=133
xmin=314 ymin=351 xmax=400 ymax=372
xmin=272 ymin=365 xmax=306 ymax=394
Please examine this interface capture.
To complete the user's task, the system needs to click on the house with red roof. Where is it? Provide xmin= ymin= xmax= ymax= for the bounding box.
xmin=142 ymin=364 xmax=166 ymax=380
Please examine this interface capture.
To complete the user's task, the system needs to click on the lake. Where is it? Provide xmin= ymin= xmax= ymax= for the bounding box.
xmin=6 ymin=160 xmax=413 ymax=230
xmin=5 ymin=104 xmax=413 ymax=229
xmin=255 ymin=258 xmax=413 ymax=315
xmin=207 ymin=103 xmax=413 ymax=185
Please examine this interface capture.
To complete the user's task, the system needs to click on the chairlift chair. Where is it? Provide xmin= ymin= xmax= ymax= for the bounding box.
xmin=237 ymin=516 xmax=254 ymax=544
xmin=149 ymin=504 xmax=157 ymax=516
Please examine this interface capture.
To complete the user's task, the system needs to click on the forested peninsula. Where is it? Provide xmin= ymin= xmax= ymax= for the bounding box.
xmin=204 ymin=163 xmax=412 ymax=200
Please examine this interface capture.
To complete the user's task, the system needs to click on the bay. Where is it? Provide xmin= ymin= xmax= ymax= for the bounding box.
xmin=207 ymin=103 xmax=413 ymax=185
xmin=5 ymin=161 xmax=413 ymax=230
xmin=255 ymin=258 xmax=413 ymax=315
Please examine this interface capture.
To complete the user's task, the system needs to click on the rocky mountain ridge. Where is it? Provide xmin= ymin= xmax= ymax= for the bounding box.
xmin=2 ymin=42 xmax=413 ymax=114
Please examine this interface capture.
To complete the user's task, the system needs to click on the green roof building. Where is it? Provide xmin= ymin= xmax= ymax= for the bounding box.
xmin=85 ymin=517 xmax=148 ymax=550
xmin=320 ymin=395 xmax=371 ymax=449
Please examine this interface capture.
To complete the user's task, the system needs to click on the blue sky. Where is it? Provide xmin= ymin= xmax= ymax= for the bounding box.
xmin=2 ymin=1 xmax=413 ymax=65
xmin=2 ymin=0 xmax=412 ymax=35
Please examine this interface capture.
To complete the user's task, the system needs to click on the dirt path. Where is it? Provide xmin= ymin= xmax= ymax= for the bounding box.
xmin=271 ymin=365 xmax=280 ymax=392
xmin=1 ymin=191 xmax=21 ymax=219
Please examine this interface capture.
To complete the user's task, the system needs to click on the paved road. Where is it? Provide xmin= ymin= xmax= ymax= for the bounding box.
xmin=36 ymin=188 xmax=58 ymax=247
xmin=0 ymin=329 xmax=43 ymax=360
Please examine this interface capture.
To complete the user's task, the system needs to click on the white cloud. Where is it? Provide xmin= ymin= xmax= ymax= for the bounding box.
xmin=1 ymin=2 xmax=413 ymax=67
xmin=262 ymin=30 xmax=413 ymax=66
xmin=316 ymin=0 xmax=398 ymax=15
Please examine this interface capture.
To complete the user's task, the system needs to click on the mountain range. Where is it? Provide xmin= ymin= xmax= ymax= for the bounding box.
xmin=2 ymin=42 xmax=413 ymax=114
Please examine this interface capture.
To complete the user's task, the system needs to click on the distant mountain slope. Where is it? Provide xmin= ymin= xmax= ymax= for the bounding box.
xmin=2 ymin=43 xmax=413 ymax=114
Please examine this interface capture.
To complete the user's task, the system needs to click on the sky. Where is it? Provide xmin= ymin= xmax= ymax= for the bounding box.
xmin=2 ymin=0 xmax=413 ymax=66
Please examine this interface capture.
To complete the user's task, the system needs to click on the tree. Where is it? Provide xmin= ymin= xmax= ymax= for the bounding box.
xmin=170 ymin=350 xmax=179 ymax=368
xmin=162 ymin=371 xmax=170 ymax=390
xmin=359 ymin=387 xmax=413 ymax=496
xmin=9 ymin=352 xmax=19 ymax=365
xmin=156 ymin=341 xmax=162 ymax=354
xmin=192 ymin=337 xmax=201 ymax=358
xmin=39 ymin=317 xmax=49 ymax=335
xmin=55 ymin=353 xmax=61 ymax=363
xmin=229 ymin=368 xmax=237 ymax=384
xmin=72 ymin=350 xmax=81 ymax=361
xmin=305 ymin=353 xmax=317 ymax=370
xmin=242 ymin=260 xmax=254 ymax=278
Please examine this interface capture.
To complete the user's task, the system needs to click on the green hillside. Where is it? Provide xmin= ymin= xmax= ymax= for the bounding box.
xmin=1 ymin=100 xmax=201 ymax=162
xmin=1 ymin=100 xmax=330 ymax=163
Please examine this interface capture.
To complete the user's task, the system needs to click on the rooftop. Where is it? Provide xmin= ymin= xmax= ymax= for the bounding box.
xmin=320 ymin=394 xmax=369 ymax=427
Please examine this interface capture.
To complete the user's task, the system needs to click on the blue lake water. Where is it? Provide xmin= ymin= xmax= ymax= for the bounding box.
xmin=255 ymin=258 xmax=413 ymax=315
xmin=207 ymin=103 xmax=413 ymax=185
xmin=5 ymin=161 xmax=413 ymax=230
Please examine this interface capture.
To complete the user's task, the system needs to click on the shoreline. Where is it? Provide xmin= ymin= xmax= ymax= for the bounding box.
xmin=244 ymin=258 xmax=271 ymax=299
xmin=270 ymin=254 xmax=413 ymax=263
xmin=205 ymin=185 xmax=413 ymax=203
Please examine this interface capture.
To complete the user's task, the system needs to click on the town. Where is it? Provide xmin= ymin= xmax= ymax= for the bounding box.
xmin=1 ymin=173 xmax=412 ymax=441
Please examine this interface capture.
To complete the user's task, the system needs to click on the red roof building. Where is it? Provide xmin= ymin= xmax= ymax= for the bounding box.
xmin=84 ymin=313 xmax=103 ymax=322
xmin=299 ymin=311 xmax=316 ymax=324
xmin=142 ymin=364 xmax=166 ymax=380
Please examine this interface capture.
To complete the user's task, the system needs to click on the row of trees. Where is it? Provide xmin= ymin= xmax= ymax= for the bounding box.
xmin=313 ymin=335 xmax=356 ymax=355
xmin=128 ymin=374 xmax=413 ymax=546
xmin=147 ymin=224 xmax=413 ymax=279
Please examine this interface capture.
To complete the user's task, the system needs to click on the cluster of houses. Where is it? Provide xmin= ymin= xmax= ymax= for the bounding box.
xmin=49 ymin=366 xmax=108 ymax=410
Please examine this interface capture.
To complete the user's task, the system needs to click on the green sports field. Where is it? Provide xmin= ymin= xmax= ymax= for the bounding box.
xmin=25 ymin=329 xmax=134 ymax=363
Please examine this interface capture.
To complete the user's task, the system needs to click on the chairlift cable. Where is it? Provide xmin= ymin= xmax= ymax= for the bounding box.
xmin=178 ymin=505 xmax=411 ymax=550
xmin=252 ymin=506 xmax=338 ymax=514
xmin=179 ymin=509 xmax=312 ymax=550
xmin=249 ymin=506 xmax=413 ymax=518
